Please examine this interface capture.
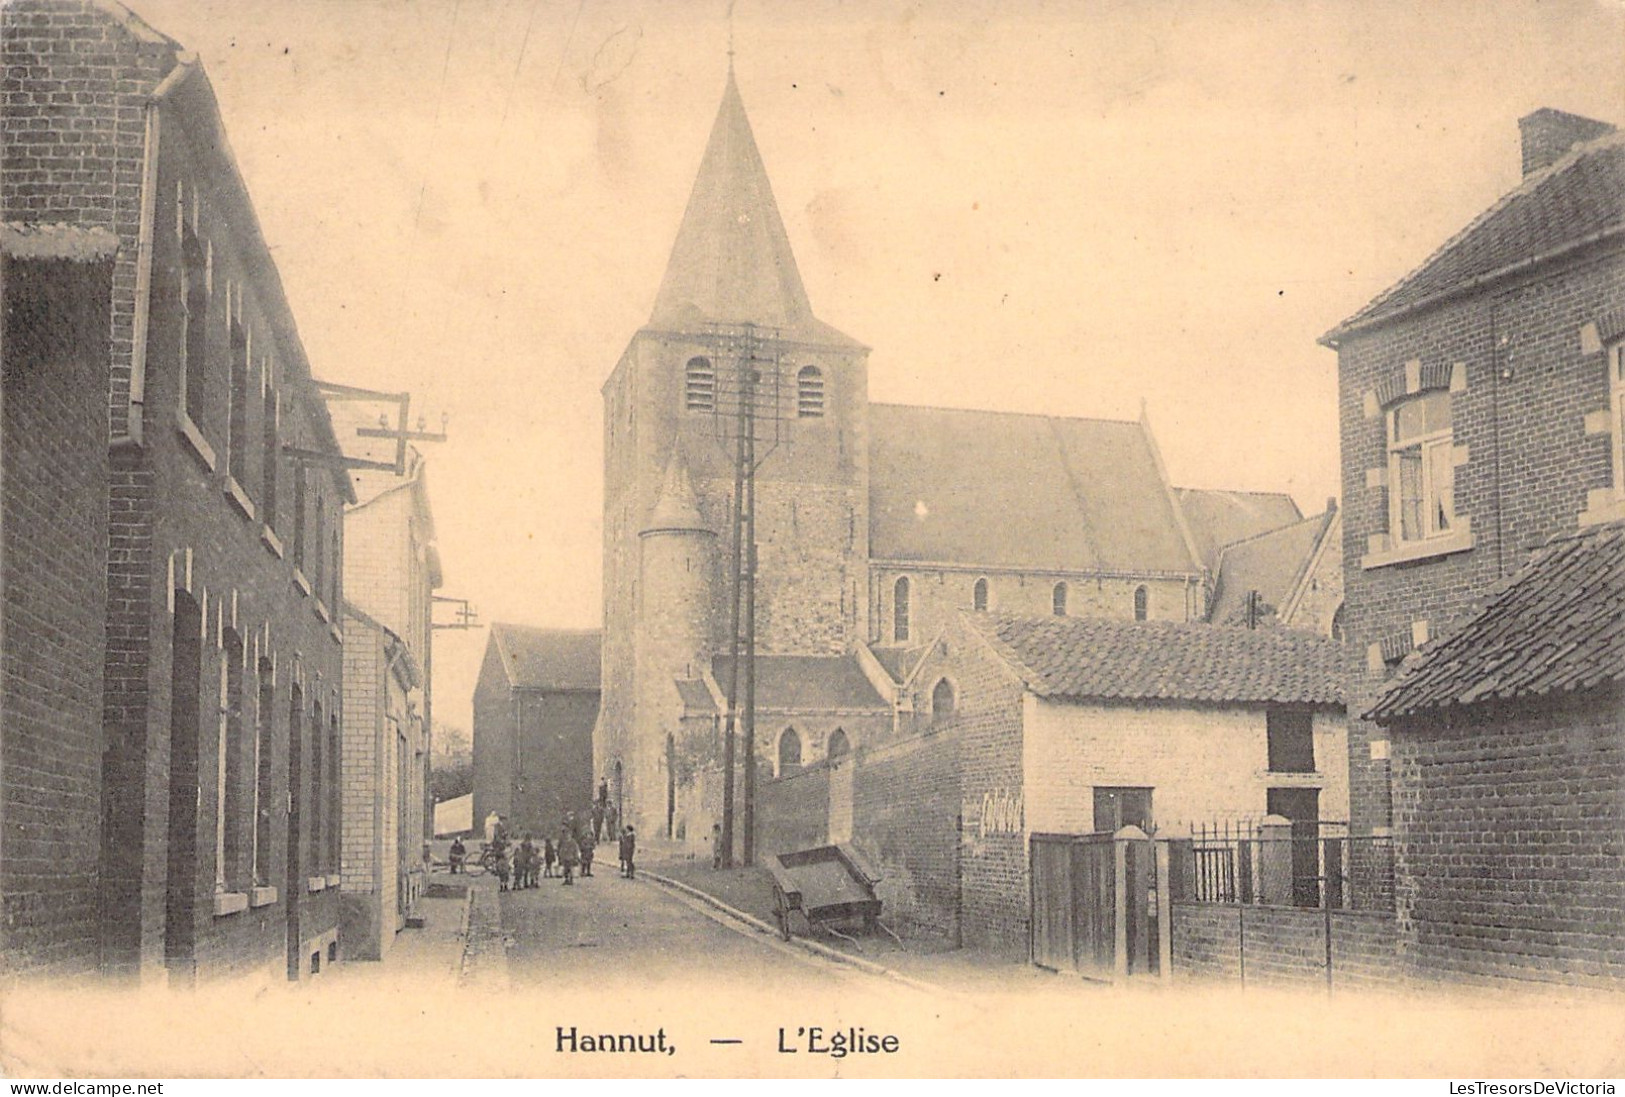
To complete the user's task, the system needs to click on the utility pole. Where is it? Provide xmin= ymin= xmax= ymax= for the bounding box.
xmin=711 ymin=322 xmax=784 ymax=869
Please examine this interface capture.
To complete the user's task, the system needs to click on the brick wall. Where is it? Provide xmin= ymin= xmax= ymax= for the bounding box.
xmin=513 ymin=690 xmax=598 ymax=837
xmin=1388 ymin=694 xmax=1625 ymax=989
xmin=850 ymin=731 xmax=961 ymax=940
xmin=4 ymin=1 xmax=349 ymax=983
xmin=1336 ymin=250 xmax=1625 ymax=841
xmin=910 ymin=618 xmax=1030 ymax=955
xmin=756 ymin=764 xmax=830 ymax=860
xmin=1 ymin=256 xmax=113 ymax=978
xmin=1 ymin=0 xmax=174 ymax=436
xmin=1171 ymin=903 xmax=1399 ymax=990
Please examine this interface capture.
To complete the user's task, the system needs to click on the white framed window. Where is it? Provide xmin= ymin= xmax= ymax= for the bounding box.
xmin=1387 ymin=390 xmax=1454 ymax=543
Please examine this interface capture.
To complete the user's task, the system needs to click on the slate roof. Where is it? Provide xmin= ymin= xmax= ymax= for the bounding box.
xmin=1323 ymin=129 xmax=1624 ymax=342
xmin=1208 ymin=509 xmax=1336 ymax=628
xmin=968 ymin=611 xmax=1347 ymax=707
xmin=1176 ymin=488 xmax=1304 ymax=572
xmin=869 ymin=405 xmax=1201 ymax=575
xmin=1367 ymin=521 xmax=1625 ymax=723
xmin=649 ymin=72 xmax=859 ymax=348
xmin=869 ymin=644 xmax=929 ymax=685
xmin=490 ymin=624 xmax=602 ymax=692
xmin=710 ymin=654 xmax=890 ymax=712
xmin=675 ymin=678 xmax=717 ymax=716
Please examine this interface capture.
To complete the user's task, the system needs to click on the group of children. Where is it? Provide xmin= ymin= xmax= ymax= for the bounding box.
xmin=472 ymin=821 xmax=636 ymax=892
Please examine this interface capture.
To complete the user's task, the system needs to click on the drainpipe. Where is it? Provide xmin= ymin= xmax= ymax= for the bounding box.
xmin=121 ymin=58 xmax=195 ymax=449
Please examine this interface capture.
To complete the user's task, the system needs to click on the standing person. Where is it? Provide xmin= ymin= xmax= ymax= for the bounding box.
xmin=449 ymin=836 xmax=466 ymax=874
xmin=518 ymin=834 xmax=537 ymax=889
xmin=558 ymin=826 xmax=579 ymax=886
xmin=603 ymin=801 xmax=619 ymax=848
xmin=484 ymin=812 xmax=500 ymax=844
xmin=542 ymin=836 xmax=556 ymax=879
xmin=591 ymin=802 xmax=605 ymax=842
xmin=621 ymin=826 xmax=636 ymax=880
xmin=580 ymin=829 xmax=596 ymax=878
xmin=597 ymin=777 xmax=609 ymax=809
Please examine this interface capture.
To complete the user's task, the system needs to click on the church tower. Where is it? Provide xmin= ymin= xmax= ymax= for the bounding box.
xmin=599 ymin=71 xmax=870 ymax=836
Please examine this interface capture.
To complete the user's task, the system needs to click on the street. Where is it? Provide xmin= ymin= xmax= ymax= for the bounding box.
xmin=499 ymin=868 xmax=885 ymax=997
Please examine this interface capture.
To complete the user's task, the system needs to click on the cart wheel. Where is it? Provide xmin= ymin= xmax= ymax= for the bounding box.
xmin=774 ymin=891 xmax=792 ymax=941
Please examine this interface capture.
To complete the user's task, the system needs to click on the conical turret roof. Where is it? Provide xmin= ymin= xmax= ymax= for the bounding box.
xmin=642 ymin=449 xmax=711 ymax=535
xmin=649 ymin=72 xmax=859 ymax=348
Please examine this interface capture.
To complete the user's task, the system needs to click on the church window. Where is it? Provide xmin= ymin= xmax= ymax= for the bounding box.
xmin=973 ymin=577 xmax=989 ymax=612
xmin=893 ymin=577 xmax=911 ymax=642
xmin=797 ymin=366 xmax=825 ymax=418
xmin=1133 ymin=585 xmax=1148 ymax=621
xmin=1052 ymin=581 xmax=1068 ymax=617
xmin=827 ymin=728 xmax=850 ymax=763
xmin=931 ymin=678 xmax=956 ymax=723
xmin=685 ymin=357 xmax=715 ymax=412
xmin=777 ymin=728 xmax=803 ymax=776
xmin=1387 ymin=390 xmax=1454 ymax=544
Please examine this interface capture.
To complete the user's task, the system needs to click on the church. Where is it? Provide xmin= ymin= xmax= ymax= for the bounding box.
xmin=592 ymin=71 xmax=1336 ymax=847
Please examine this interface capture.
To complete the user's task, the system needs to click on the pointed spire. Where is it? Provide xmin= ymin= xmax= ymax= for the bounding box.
xmin=649 ymin=73 xmax=858 ymax=347
xmin=642 ymin=448 xmax=710 ymax=535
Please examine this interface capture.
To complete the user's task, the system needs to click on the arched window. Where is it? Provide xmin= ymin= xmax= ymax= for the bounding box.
xmin=893 ymin=576 xmax=911 ymax=642
xmin=973 ymin=577 xmax=989 ymax=612
xmin=797 ymin=365 xmax=825 ymax=418
xmin=827 ymin=728 xmax=850 ymax=763
xmin=778 ymin=727 xmax=803 ymax=776
xmin=1052 ymin=581 xmax=1068 ymax=617
xmin=685 ymin=357 xmax=715 ymax=412
xmin=1133 ymin=585 xmax=1148 ymax=621
xmin=931 ymin=678 xmax=956 ymax=724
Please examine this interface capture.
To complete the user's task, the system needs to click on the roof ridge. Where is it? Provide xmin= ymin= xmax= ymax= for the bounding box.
xmin=871 ymin=401 xmax=1139 ymax=428
xmin=1324 ymin=128 xmax=1624 ymax=342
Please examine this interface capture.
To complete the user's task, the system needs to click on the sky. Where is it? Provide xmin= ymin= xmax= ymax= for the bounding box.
xmin=127 ymin=0 xmax=1625 ymax=732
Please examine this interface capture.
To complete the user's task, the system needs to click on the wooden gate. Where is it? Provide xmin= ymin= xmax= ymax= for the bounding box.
xmin=1030 ymin=832 xmax=1116 ymax=980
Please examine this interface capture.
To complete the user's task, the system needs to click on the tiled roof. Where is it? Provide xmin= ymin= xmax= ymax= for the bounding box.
xmin=711 ymin=654 xmax=890 ymax=712
xmin=968 ymin=612 xmax=1347 ymax=707
xmin=869 ymin=405 xmax=1201 ymax=575
xmin=1368 ymin=521 xmax=1625 ymax=722
xmin=1324 ymin=130 xmax=1624 ymax=342
xmin=490 ymin=624 xmax=601 ymax=692
xmin=1208 ymin=509 xmax=1335 ymax=628
xmin=1176 ymin=487 xmax=1303 ymax=572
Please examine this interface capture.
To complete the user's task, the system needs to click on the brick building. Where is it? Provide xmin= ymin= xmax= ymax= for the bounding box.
xmin=1321 ymin=109 xmax=1623 ymax=987
xmin=1367 ymin=521 xmax=1623 ymax=988
xmin=337 ymin=442 xmax=441 ymax=961
xmin=755 ymin=610 xmax=1348 ymax=954
xmin=598 ymin=71 xmax=1331 ymax=848
xmin=2 ymin=0 xmax=350 ymax=984
xmin=1320 ymin=111 xmax=1622 ymax=840
xmin=472 ymin=624 xmax=598 ymax=840
xmin=1 ymin=223 xmax=116 ymax=978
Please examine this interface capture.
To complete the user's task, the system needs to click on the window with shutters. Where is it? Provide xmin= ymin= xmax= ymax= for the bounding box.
xmin=685 ymin=357 xmax=715 ymax=412
xmin=797 ymin=365 xmax=825 ymax=418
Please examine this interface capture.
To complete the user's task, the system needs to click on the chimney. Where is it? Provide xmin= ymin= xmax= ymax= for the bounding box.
xmin=1517 ymin=108 xmax=1615 ymax=178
